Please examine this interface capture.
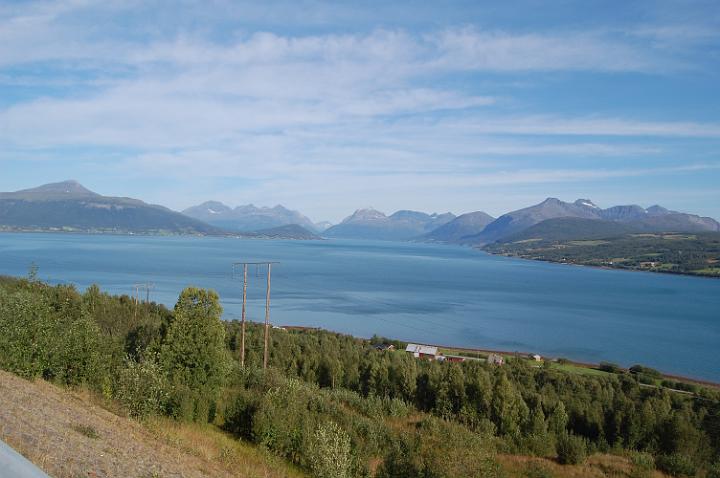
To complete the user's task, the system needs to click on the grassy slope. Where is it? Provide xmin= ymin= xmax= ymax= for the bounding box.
xmin=498 ymin=454 xmax=672 ymax=478
xmin=0 ymin=369 xmax=306 ymax=478
xmin=0 ymin=366 xmax=696 ymax=478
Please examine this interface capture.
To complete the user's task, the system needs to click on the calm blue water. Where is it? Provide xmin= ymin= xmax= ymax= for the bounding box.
xmin=0 ymin=233 xmax=718 ymax=381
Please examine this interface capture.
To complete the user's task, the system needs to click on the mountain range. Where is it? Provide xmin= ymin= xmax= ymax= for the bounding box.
xmin=419 ymin=211 xmax=496 ymax=243
xmin=323 ymin=208 xmax=456 ymax=241
xmin=467 ymin=198 xmax=720 ymax=245
xmin=1 ymin=181 xmax=718 ymax=245
xmin=182 ymin=201 xmax=322 ymax=232
xmin=0 ymin=181 xmax=221 ymax=235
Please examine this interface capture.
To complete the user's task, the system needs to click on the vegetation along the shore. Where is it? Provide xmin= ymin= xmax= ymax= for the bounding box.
xmin=484 ymin=232 xmax=720 ymax=277
xmin=1 ymin=273 xmax=719 ymax=477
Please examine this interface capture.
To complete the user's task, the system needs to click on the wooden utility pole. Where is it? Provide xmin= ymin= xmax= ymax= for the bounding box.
xmin=132 ymin=283 xmax=154 ymax=321
xmin=241 ymin=264 xmax=248 ymax=368
xmin=232 ymin=261 xmax=278 ymax=370
xmin=263 ymin=263 xmax=272 ymax=369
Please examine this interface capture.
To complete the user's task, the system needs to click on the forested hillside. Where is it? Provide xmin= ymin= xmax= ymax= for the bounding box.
xmin=485 ymin=233 xmax=720 ymax=277
xmin=1 ymin=274 xmax=719 ymax=477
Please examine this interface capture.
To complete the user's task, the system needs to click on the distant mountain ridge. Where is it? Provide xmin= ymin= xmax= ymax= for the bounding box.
xmin=419 ymin=211 xmax=495 ymax=243
xmin=463 ymin=197 xmax=720 ymax=245
xmin=3 ymin=182 xmax=718 ymax=245
xmin=323 ymin=208 xmax=456 ymax=240
xmin=497 ymin=217 xmax=639 ymax=243
xmin=0 ymin=180 xmax=100 ymax=200
xmin=182 ymin=201 xmax=320 ymax=232
xmin=246 ymin=224 xmax=321 ymax=240
xmin=0 ymin=181 xmax=222 ymax=235
xmin=463 ymin=198 xmax=602 ymax=244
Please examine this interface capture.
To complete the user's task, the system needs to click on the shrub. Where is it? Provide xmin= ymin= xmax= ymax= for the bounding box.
xmin=656 ymin=453 xmax=697 ymax=477
xmin=556 ymin=433 xmax=587 ymax=465
xmin=599 ymin=362 xmax=621 ymax=374
xmin=223 ymin=388 xmax=259 ymax=439
xmin=71 ymin=424 xmax=100 ymax=439
xmin=630 ymin=451 xmax=655 ymax=470
xmin=307 ymin=421 xmax=353 ymax=478
xmin=116 ymin=356 xmax=169 ymax=418
xmin=52 ymin=312 xmax=106 ymax=387
xmin=0 ymin=290 xmax=55 ymax=378
xmin=252 ymin=379 xmax=315 ymax=462
xmin=661 ymin=380 xmax=699 ymax=394
xmin=629 ymin=452 xmax=655 ymax=478
xmin=0 ymin=289 xmax=106 ymax=387
xmin=629 ymin=365 xmax=662 ymax=378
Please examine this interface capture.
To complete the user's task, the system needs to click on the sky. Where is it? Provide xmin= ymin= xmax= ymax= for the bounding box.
xmin=1 ymin=0 xmax=719 ymax=223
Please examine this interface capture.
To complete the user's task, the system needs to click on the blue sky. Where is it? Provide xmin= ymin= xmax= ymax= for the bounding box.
xmin=1 ymin=0 xmax=719 ymax=223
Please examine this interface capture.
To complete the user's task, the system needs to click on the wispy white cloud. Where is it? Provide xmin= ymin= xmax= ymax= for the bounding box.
xmin=429 ymin=28 xmax=665 ymax=72
xmin=1 ymin=0 xmax=719 ymax=220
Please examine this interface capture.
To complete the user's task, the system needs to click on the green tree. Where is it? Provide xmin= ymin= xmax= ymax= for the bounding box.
xmin=491 ymin=371 xmax=529 ymax=440
xmin=547 ymin=401 xmax=569 ymax=437
xmin=160 ymin=287 xmax=228 ymax=420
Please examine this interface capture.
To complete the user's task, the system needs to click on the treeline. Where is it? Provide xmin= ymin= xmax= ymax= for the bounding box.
xmin=1 ymin=274 xmax=719 ymax=477
xmin=232 ymin=322 xmax=720 ymax=476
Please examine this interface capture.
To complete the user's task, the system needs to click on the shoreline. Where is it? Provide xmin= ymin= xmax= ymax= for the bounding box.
xmin=283 ymin=325 xmax=720 ymax=389
xmin=422 ymin=342 xmax=720 ymax=389
xmin=0 ymin=229 xmax=321 ymax=241
xmin=482 ymin=249 xmax=720 ymax=280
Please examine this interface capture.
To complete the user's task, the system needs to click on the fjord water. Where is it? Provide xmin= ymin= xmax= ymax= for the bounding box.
xmin=1 ymin=233 xmax=718 ymax=381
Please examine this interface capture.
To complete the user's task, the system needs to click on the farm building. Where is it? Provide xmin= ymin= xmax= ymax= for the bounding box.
xmin=405 ymin=343 xmax=438 ymax=359
xmin=487 ymin=353 xmax=505 ymax=366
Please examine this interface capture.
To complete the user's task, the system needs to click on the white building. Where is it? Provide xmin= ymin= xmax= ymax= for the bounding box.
xmin=405 ymin=343 xmax=438 ymax=359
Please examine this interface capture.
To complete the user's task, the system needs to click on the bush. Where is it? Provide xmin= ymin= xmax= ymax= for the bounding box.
xmin=223 ymin=388 xmax=259 ymax=439
xmin=0 ymin=290 xmax=55 ymax=378
xmin=52 ymin=312 xmax=106 ymax=387
xmin=252 ymin=379 xmax=315 ymax=461
xmin=630 ymin=451 xmax=655 ymax=470
xmin=656 ymin=453 xmax=697 ymax=477
xmin=599 ymin=362 xmax=621 ymax=374
xmin=629 ymin=365 xmax=662 ymax=378
xmin=556 ymin=433 xmax=587 ymax=465
xmin=0 ymin=289 xmax=106 ymax=387
xmin=629 ymin=452 xmax=655 ymax=478
xmin=307 ymin=421 xmax=353 ymax=478
xmin=115 ymin=356 xmax=169 ymax=418
xmin=636 ymin=373 xmax=656 ymax=385
xmin=377 ymin=417 xmax=499 ymax=478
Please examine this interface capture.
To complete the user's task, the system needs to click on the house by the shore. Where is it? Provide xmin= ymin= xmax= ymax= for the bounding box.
xmin=405 ymin=343 xmax=438 ymax=359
